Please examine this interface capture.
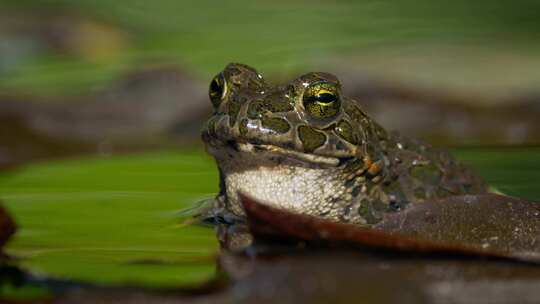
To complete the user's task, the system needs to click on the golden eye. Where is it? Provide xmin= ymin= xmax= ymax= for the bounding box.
xmin=209 ymin=73 xmax=226 ymax=108
xmin=302 ymin=82 xmax=340 ymax=119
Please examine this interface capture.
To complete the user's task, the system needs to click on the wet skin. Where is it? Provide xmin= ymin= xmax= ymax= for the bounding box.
xmin=202 ymin=63 xmax=487 ymax=225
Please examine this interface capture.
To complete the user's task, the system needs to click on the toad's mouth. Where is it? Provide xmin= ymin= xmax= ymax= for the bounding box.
xmin=237 ymin=142 xmax=343 ymax=166
xmin=206 ymin=138 xmax=355 ymax=168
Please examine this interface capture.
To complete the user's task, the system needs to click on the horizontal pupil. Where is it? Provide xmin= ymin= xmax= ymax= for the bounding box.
xmin=316 ymin=93 xmax=335 ymax=103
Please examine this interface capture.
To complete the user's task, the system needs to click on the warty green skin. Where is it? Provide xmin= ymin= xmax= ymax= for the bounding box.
xmin=202 ymin=63 xmax=487 ymax=225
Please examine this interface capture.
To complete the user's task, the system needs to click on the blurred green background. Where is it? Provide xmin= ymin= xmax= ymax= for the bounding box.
xmin=2 ymin=0 xmax=540 ymax=95
xmin=1 ymin=0 xmax=539 ymax=295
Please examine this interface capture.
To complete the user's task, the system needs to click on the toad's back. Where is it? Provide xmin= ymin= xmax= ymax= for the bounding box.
xmin=202 ymin=63 xmax=487 ymax=225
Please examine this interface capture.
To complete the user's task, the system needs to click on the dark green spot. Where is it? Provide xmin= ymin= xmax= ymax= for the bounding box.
xmin=239 ymin=118 xmax=249 ymax=136
xmin=206 ymin=116 xmax=218 ymax=138
xmin=357 ymin=199 xmax=381 ymax=224
xmin=268 ymin=99 xmax=294 ymax=112
xmin=261 ymin=117 xmax=290 ymax=134
xmin=247 ymin=99 xmax=293 ymax=119
xmin=247 ymin=100 xmax=265 ymax=119
xmin=228 ymin=97 xmax=242 ymax=127
xmin=298 ymin=125 xmax=326 ymax=152
xmin=335 ymin=120 xmax=357 ymax=144
xmin=358 ymin=199 xmax=370 ymax=217
xmin=383 ymin=181 xmax=402 ymax=194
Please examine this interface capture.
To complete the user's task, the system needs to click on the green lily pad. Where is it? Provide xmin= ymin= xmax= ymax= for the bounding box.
xmin=0 ymin=151 xmax=220 ymax=288
xmin=452 ymin=147 xmax=540 ymax=201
